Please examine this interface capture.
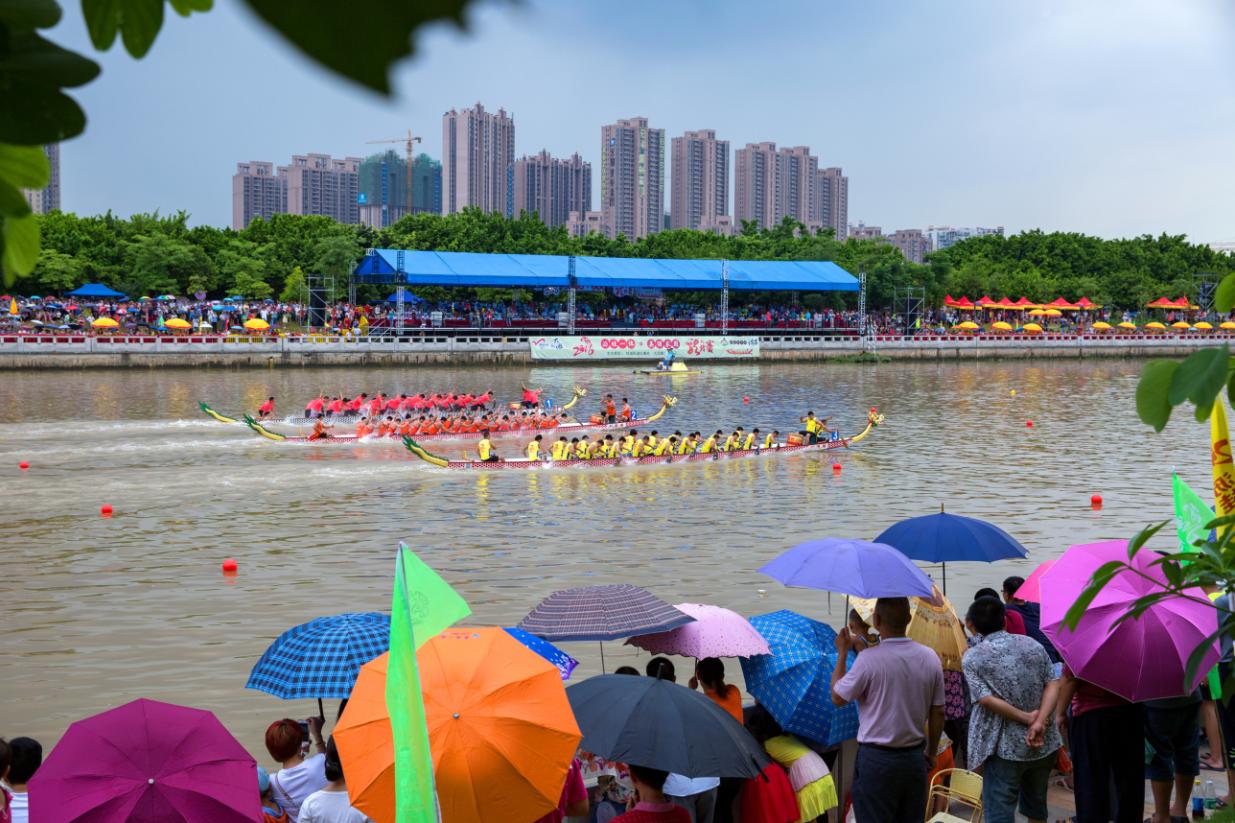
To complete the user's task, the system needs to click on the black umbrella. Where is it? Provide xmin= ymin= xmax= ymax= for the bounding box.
xmin=566 ymin=675 xmax=770 ymax=778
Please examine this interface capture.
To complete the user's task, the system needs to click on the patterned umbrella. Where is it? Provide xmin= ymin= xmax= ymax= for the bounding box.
xmin=517 ymin=585 xmax=695 ymax=642
xmin=851 ymin=585 xmax=969 ymax=671
xmin=246 ymin=612 xmax=389 ymax=700
xmin=626 ymin=602 xmax=771 ymax=658
xmin=504 ymin=627 xmax=580 ymax=680
xmin=740 ymin=610 xmax=859 ymax=747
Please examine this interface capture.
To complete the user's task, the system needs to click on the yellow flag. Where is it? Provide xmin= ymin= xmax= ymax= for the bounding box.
xmin=1211 ymin=400 xmax=1235 ymax=540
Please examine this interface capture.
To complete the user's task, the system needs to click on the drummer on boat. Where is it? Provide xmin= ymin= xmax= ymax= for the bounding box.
xmin=307 ymin=418 xmax=334 ymax=441
xmin=476 ymin=430 xmax=500 ymax=463
xmin=799 ymin=411 xmax=834 ymax=444
xmin=655 ymin=347 xmax=677 ymax=371
xmin=257 ymin=397 xmax=275 ymax=419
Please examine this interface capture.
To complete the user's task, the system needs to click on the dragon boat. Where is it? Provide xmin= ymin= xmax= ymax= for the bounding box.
xmin=403 ymin=408 xmax=884 ymax=470
xmin=241 ymin=395 xmax=679 ymax=444
xmin=201 ymin=386 xmax=590 ymax=430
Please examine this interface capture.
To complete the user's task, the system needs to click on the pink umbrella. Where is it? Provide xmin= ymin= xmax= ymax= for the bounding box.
xmin=1041 ymin=540 xmax=1219 ymax=701
xmin=29 ymin=698 xmax=259 ymax=822
xmin=1013 ymin=559 xmax=1056 ymax=602
xmin=626 ymin=602 xmax=771 ymax=658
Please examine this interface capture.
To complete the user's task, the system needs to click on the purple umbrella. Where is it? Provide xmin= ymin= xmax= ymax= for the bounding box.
xmin=627 ymin=602 xmax=771 ymax=658
xmin=1041 ymin=540 xmax=1220 ymax=701
xmin=29 ymin=698 xmax=259 ymax=823
xmin=759 ymin=537 xmax=935 ymax=598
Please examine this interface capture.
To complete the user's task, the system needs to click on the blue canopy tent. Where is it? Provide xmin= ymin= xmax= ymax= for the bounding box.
xmin=67 ymin=283 xmax=127 ymax=299
xmin=385 ymin=291 xmax=424 ymax=304
xmin=353 ymin=249 xmax=859 ymax=332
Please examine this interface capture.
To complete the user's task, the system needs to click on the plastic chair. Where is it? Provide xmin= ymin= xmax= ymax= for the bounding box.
xmin=924 ymin=768 xmax=982 ymax=822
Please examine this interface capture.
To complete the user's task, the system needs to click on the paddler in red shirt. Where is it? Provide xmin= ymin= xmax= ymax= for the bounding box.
xmin=473 ymin=390 xmax=493 ymax=410
xmin=368 ymin=394 xmax=384 ymax=418
xmin=386 ymin=394 xmax=404 ymax=412
xmin=521 ymin=384 xmax=542 ymax=408
xmin=257 ymin=397 xmax=275 ymax=419
xmin=347 ymin=393 xmax=367 ymax=412
xmin=354 ymin=418 xmax=373 ymax=438
xmin=326 ymin=396 xmax=346 ymax=416
xmin=305 ymin=393 xmax=326 ymax=419
xmin=457 ymin=392 xmax=474 ymax=410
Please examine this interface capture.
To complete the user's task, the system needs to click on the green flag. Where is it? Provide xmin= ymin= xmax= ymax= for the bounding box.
xmin=1173 ymin=471 xmax=1212 ymax=555
xmin=387 ymin=544 xmax=471 ymax=822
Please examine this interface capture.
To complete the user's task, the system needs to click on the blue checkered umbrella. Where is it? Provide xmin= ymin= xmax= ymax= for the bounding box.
xmin=246 ymin=612 xmax=389 ymax=700
xmin=504 ymin=627 xmax=579 ymax=680
xmin=739 ymin=610 xmax=859 ymax=747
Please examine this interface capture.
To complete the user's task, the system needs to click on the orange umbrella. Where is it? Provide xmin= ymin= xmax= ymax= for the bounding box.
xmin=335 ymin=629 xmax=581 ymax=823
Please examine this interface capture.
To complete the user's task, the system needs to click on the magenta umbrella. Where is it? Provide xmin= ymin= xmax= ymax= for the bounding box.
xmin=1041 ymin=541 xmax=1219 ymax=701
xmin=1013 ymin=559 xmax=1056 ymax=603
xmin=626 ymin=603 xmax=771 ymax=658
xmin=29 ymin=698 xmax=259 ymax=822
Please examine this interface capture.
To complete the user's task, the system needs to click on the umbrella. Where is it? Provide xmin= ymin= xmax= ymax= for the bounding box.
xmin=990 ymin=321 xmax=1013 ymax=332
xmin=517 ymin=584 xmax=695 ymax=642
xmin=1043 ymin=308 xmax=1063 ymax=317
xmin=246 ymin=612 xmax=389 ymax=704
xmin=851 ymin=586 xmax=969 ymax=671
xmin=759 ymin=537 xmax=934 ymax=598
xmin=626 ymin=602 xmax=771 ymax=659
xmin=1041 ymin=540 xmax=1219 ymax=701
xmin=1145 ymin=321 xmax=1167 ymax=331
xmin=566 ymin=674 xmax=770 ymax=778
xmin=1223 ymin=322 xmax=1235 ymax=331
xmin=335 ymin=629 xmax=581 ymax=823
xmin=951 ymin=321 xmax=979 ymax=331
xmin=1118 ymin=321 xmax=1138 ymax=330
xmin=91 ymin=317 xmax=119 ymax=328
xmin=1027 ymin=308 xmax=1048 ymax=317
xmin=739 ymin=610 xmax=859 ymax=747
xmin=1022 ymin=323 xmax=1044 ymax=333
xmin=1195 ymin=322 xmax=1214 ymax=330
xmin=164 ymin=318 xmax=191 ymax=329
xmin=1012 ymin=559 xmax=1055 ymax=603
xmin=28 ymin=698 xmax=258 ymax=822
xmin=243 ymin=318 xmax=270 ymax=331
xmin=1092 ymin=321 xmax=1112 ymax=331
xmin=504 ymin=627 xmax=579 ymax=680
xmin=874 ymin=510 xmax=1027 ymax=593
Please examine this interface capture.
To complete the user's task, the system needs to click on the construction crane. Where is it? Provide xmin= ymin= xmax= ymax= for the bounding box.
xmin=365 ymin=130 xmax=421 ymax=220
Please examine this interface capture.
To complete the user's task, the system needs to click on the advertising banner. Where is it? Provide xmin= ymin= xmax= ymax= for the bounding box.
xmin=529 ymin=335 xmax=760 ymax=361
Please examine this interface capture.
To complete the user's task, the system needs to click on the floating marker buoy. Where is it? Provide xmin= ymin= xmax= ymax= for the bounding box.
xmin=832 ymin=463 xmax=842 ymax=472
xmin=100 ymin=504 xmax=113 ymax=517
xmin=1010 ymin=389 xmax=1017 ymax=396
xmin=1091 ymin=494 xmax=1103 ymax=507
xmin=1026 ymin=421 xmax=1034 ymax=428
xmin=221 ymin=558 xmax=238 ymax=573
xmin=743 ymin=396 xmax=750 ymax=403
xmin=19 ymin=461 xmax=28 ymax=470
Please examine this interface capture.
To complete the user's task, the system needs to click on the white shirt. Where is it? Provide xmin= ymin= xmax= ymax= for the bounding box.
xmin=299 ymin=788 xmax=373 ymax=823
xmin=9 ymin=791 xmax=29 ymax=823
xmin=662 ymin=774 xmax=720 ymax=797
xmin=271 ymin=754 xmax=328 ymax=822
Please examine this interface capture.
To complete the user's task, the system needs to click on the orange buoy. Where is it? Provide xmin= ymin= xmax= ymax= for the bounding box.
xmin=100 ymin=504 xmax=113 ymax=517
xmin=19 ymin=461 xmax=28 ymax=470
xmin=221 ymin=558 xmax=238 ymax=573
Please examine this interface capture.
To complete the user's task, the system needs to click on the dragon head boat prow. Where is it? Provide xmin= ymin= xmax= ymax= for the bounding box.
xmin=848 ymin=406 xmax=885 ymax=444
xmin=643 ymin=395 xmax=678 ymax=423
xmin=559 ymin=386 xmax=588 ymax=411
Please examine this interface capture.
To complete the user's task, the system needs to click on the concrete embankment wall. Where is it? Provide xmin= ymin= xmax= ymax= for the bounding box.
xmin=0 ymin=334 xmax=1217 ymax=369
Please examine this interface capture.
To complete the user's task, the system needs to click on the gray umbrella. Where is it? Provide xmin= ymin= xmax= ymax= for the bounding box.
xmin=566 ymin=675 xmax=770 ymax=778
xmin=517 ymin=584 xmax=695 ymax=642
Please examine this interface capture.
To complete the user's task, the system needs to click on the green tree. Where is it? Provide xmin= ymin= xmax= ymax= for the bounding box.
xmin=215 ymin=238 xmax=271 ymax=298
xmin=311 ymin=235 xmax=360 ymax=299
xmin=31 ymin=248 xmax=83 ymax=293
xmin=280 ymin=265 xmax=306 ymax=304
xmin=124 ymin=233 xmax=213 ymax=296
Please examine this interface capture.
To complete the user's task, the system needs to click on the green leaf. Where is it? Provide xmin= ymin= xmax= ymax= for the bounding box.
xmin=1 ymin=212 xmax=41 ymax=281
xmin=0 ymin=30 xmax=100 ymax=144
xmin=1168 ymin=345 xmax=1230 ymax=413
xmin=0 ymin=0 xmax=63 ymax=28
xmin=0 ymin=182 xmax=33 ymax=219
xmin=0 ymin=144 xmax=50 ymax=190
xmin=2 ymin=31 xmax=105 ymax=87
xmin=168 ymin=0 xmax=211 ymax=15
xmin=1184 ymin=627 xmax=1222 ymax=698
xmin=240 ymin=0 xmax=479 ymax=94
xmin=1217 ymin=273 xmax=1235 ymax=314
xmin=1063 ymin=560 xmax=1126 ymax=630
xmin=1137 ymin=359 xmax=1180 ymax=431
xmin=82 ymin=0 xmax=165 ymax=58
xmin=1128 ymin=520 xmax=1169 ymax=558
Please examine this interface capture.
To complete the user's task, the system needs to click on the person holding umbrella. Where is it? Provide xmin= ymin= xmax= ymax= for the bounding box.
xmin=830 ymin=598 xmax=945 ymax=823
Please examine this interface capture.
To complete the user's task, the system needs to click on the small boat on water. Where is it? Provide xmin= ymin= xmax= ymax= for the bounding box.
xmin=241 ymin=395 xmax=680 ymax=444
xmin=403 ymin=409 xmax=884 ymax=471
xmin=634 ymin=361 xmax=702 ymax=376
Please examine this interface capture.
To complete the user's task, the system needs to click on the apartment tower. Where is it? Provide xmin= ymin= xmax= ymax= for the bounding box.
xmin=23 ymin=143 xmax=61 ymax=215
xmin=600 ymin=116 xmax=664 ymax=240
xmin=231 ymin=161 xmax=287 ymax=229
xmin=441 ymin=103 xmax=516 ymax=216
xmin=733 ymin=143 xmax=778 ymax=230
xmin=817 ymin=167 xmax=849 ymax=240
xmin=777 ymin=146 xmax=819 ymax=230
xmin=670 ymin=130 xmax=729 ymax=231
xmin=886 ymin=229 xmax=932 ymax=264
xmin=280 ymin=154 xmax=361 ymax=224
xmin=513 ymin=151 xmax=591 ymax=229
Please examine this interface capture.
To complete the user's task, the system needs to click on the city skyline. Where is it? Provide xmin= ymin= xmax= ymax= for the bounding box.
xmin=42 ymin=0 xmax=1235 ymax=241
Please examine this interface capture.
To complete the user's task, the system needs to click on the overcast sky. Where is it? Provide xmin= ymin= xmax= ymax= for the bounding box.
xmin=52 ymin=0 xmax=1235 ymax=241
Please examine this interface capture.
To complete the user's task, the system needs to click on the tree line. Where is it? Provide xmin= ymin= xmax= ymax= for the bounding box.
xmin=23 ymin=209 xmax=1233 ymax=310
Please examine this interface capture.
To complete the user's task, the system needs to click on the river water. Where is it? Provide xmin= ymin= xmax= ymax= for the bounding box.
xmin=0 ymin=359 xmax=1212 ymax=758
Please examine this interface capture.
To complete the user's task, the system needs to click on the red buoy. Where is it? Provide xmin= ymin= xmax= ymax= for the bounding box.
xmin=1091 ymin=494 xmax=1103 ymax=507
xmin=100 ymin=504 xmax=113 ymax=517
xmin=832 ymin=463 xmax=842 ymax=472
xmin=742 ymin=396 xmax=750 ymax=403
xmin=19 ymin=461 xmax=28 ymax=470
xmin=1026 ymin=421 xmax=1034 ymax=428
xmin=221 ymin=558 xmax=238 ymax=573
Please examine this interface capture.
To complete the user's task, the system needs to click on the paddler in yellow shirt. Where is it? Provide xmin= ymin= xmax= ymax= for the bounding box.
xmin=550 ymin=436 xmax=569 ymax=460
xmin=765 ymin=430 xmax=779 ymax=448
xmin=646 ymin=431 xmax=659 ymax=452
xmin=526 ymin=434 xmax=543 ymax=460
xmin=743 ymin=429 xmax=758 ymax=450
xmin=574 ymin=436 xmax=590 ymax=459
xmin=604 ymin=435 xmax=619 ymax=458
xmin=620 ymin=430 xmax=637 ymax=455
xmin=700 ymin=431 xmax=720 ymax=454
xmin=653 ymin=435 xmax=677 ymax=456
xmin=476 ymin=430 xmax=500 ymax=462
xmin=680 ymin=433 xmax=698 ymax=454
xmin=588 ymin=438 xmax=607 ymax=459
xmin=722 ymin=432 xmax=739 ymax=452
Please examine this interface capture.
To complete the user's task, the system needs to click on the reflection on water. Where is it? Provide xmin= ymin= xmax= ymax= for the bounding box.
xmin=0 ymin=359 xmax=1207 ymax=757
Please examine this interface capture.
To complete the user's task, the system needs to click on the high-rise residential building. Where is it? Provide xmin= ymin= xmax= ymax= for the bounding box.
xmin=357 ymin=151 xmax=442 ymax=228
xmin=231 ymin=161 xmax=287 ymax=229
xmin=849 ymin=222 xmax=883 ymax=241
xmin=566 ymin=210 xmax=607 ymax=238
xmin=281 ymin=154 xmax=361 ymax=224
xmin=817 ymin=167 xmax=849 ymax=241
xmin=441 ymin=103 xmax=515 ymax=216
xmin=22 ymin=143 xmax=61 ymax=215
xmin=699 ymin=214 xmax=736 ymax=236
xmin=777 ymin=146 xmax=819 ymax=230
xmin=886 ymin=229 xmax=932 ymax=264
xmin=600 ymin=116 xmax=664 ymax=240
xmin=926 ymin=225 xmax=1005 ymax=251
xmin=734 ymin=142 xmax=779 ymax=230
xmin=513 ymin=151 xmax=591 ymax=228
xmin=670 ymin=130 xmax=729 ymax=231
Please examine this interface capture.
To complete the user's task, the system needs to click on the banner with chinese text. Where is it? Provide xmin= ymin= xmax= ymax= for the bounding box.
xmin=529 ymin=335 xmax=760 ymax=361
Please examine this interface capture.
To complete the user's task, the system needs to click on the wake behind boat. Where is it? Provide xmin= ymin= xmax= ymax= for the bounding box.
xmin=403 ymin=409 xmax=884 ymax=470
